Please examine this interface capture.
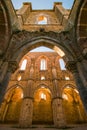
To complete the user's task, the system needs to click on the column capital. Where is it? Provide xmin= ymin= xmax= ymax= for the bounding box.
xmin=8 ymin=61 xmax=18 ymax=73
xmin=66 ymin=61 xmax=78 ymax=73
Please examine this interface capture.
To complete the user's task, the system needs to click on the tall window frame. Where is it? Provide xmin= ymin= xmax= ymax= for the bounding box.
xmin=40 ymin=58 xmax=47 ymax=70
xmin=59 ymin=58 xmax=66 ymax=70
xmin=20 ymin=59 xmax=27 ymax=71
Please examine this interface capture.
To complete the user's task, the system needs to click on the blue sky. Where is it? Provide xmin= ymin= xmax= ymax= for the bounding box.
xmin=30 ymin=46 xmax=54 ymax=52
xmin=12 ymin=0 xmax=74 ymax=9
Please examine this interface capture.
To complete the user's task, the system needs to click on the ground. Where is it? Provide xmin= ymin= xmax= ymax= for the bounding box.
xmin=0 ymin=124 xmax=87 ymax=130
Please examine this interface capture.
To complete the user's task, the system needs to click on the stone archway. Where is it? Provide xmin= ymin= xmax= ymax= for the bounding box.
xmin=62 ymin=84 xmax=87 ymax=124
xmin=0 ymin=85 xmax=23 ymax=123
xmin=68 ymin=0 xmax=87 ymax=113
xmin=5 ymin=29 xmax=87 ymax=127
xmin=6 ymin=30 xmax=75 ymax=62
xmin=33 ymin=87 xmax=53 ymax=125
xmin=0 ymin=1 xmax=87 ymax=129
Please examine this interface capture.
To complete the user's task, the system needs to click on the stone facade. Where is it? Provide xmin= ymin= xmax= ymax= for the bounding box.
xmin=0 ymin=52 xmax=87 ymax=127
xmin=16 ymin=2 xmax=69 ymax=31
xmin=0 ymin=0 xmax=87 ymax=129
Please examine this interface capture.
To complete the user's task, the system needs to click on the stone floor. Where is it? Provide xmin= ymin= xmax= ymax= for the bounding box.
xmin=0 ymin=124 xmax=87 ymax=130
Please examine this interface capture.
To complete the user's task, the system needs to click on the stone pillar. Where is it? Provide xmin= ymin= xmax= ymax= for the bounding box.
xmin=0 ymin=100 xmax=8 ymax=122
xmin=19 ymin=62 xmax=34 ymax=128
xmin=77 ymin=61 xmax=87 ymax=87
xmin=1 ymin=89 xmax=16 ymax=122
xmin=19 ymin=80 xmax=34 ymax=128
xmin=76 ymin=104 xmax=83 ymax=122
xmin=52 ymin=66 xmax=61 ymax=97
xmin=52 ymin=65 xmax=66 ymax=128
xmin=66 ymin=61 xmax=87 ymax=112
xmin=0 ymin=61 xmax=18 ymax=105
xmin=1 ymin=100 xmax=9 ymax=122
xmin=19 ymin=97 xmax=33 ymax=128
xmin=52 ymin=97 xmax=66 ymax=128
xmin=0 ymin=62 xmax=8 ymax=83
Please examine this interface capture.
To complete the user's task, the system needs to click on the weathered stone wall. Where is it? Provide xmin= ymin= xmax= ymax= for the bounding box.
xmin=25 ymin=11 xmax=60 ymax=24
xmin=33 ymin=88 xmax=53 ymax=124
xmin=0 ymin=52 xmax=87 ymax=125
xmin=17 ymin=2 xmax=31 ymax=24
xmin=54 ymin=2 xmax=70 ymax=27
xmin=16 ymin=2 xmax=69 ymax=31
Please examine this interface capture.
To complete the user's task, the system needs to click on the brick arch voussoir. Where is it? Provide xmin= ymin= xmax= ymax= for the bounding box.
xmin=7 ymin=30 xmax=75 ymax=63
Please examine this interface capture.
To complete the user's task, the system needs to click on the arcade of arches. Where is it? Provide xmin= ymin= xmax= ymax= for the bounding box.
xmin=0 ymin=0 xmax=87 ymax=128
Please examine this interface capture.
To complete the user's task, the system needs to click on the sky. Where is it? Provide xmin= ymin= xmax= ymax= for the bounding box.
xmin=30 ymin=46 xmax=54 ymax=52
xmin=12 ymin=0 xmax=74 ymax=10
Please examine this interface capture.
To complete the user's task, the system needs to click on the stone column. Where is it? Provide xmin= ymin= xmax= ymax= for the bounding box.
xmin=1 ymin=88 xmax=16 ymax=122
xmin=0 ymin=61 xmax=18 ymax=105
xmin=1 ymin=100 xmax=9 ymax=122
xmin=19 ymin=80 xmax=34 ymax=128
xmin=52 ymin=65 xmax=66 ymax=128
xmin=0 ymin=100 xmax=8 ymax=122
xmin=76 ymin=104 xmax=83 ymax=122
xmin=66 ymin=61 xmax=87 ymax=112
xmin=0 ymin=62 xmax=8 ymax=83
xmin=19 ymin=62 xmax=34 ymax=128
xmin=77 ymin=61 xmax=87 ymax=88
xmin=52 ymin=97 xmax=66 ymax=128
xmin=52 ymin=66 xmax=61 ymax=97
xmin=19 ymin=97 xmax=33 ymax=128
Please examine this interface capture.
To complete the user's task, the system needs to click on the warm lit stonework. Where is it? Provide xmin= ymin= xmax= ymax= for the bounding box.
xmin=0 ymin=0 xmax=87 ymax=129
xmin=0 ymin=52 xmax=87 ymax=128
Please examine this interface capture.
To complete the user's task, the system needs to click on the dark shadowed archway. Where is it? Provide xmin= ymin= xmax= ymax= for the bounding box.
xmin=0 ymin=0 xmax=11 ymax=56
xmin=76 ymin=0 xmax=87 ymax=54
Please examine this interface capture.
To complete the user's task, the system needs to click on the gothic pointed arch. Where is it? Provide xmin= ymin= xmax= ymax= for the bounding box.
xmin=33 ymin=83 xmax=53 ymax=98
xmin=0 ymin=85 xmax=23 ymax=122
xmin=33 ymin=86 xmax=53 ymax=124
xmin=62 ymin=84 xmax=86 ymax=123
xmin=6 ymin=30 xmax=76 ymax=67
xmin=35 ymin=55 xmax=49 ymax=71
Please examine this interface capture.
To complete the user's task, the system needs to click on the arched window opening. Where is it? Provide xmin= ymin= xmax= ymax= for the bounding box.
xmin=41 ymin=76 xmax=45 ymax=80
xmin=21 ymin=93 xmax=24 ymax=98
xmin=40 ymin=93 xmax=46 ymax=100
xmin=38 ymin=16 xmax=47 ymax=24
xmin=17 ymin=74 xmax=22 ymax=81
xmin=20 ymin=59 xmax=27 ymax=70
xmin=40 ymin=58 xmax=47 ymax=70
xmin=59 ymin=58 xmax=66 ymax=70
xmin=62 ymin=93 xmax=68 ymax=100
xmin=65 ymin=76 xmax=70 ymax=80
